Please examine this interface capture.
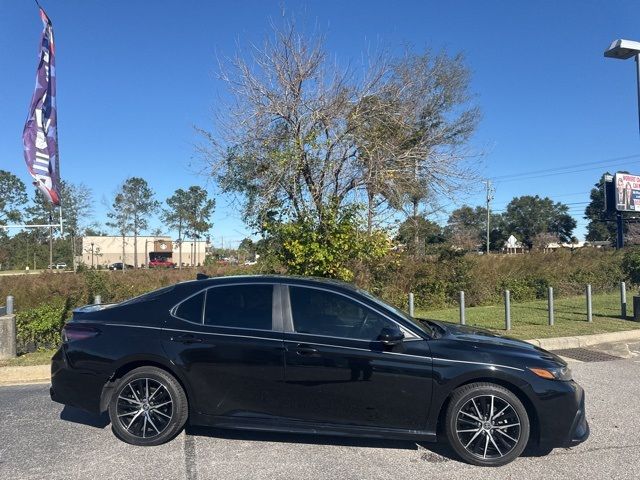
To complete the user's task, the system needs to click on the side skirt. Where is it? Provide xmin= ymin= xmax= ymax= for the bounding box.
xmin=188 ymin=412 xmax=437 ymax=442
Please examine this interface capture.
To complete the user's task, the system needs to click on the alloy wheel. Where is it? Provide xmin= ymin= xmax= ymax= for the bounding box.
xmin=455 ymin=394 xmax=521 ymax=460
xmin=116 ymin=378 xmax=174 ymax=439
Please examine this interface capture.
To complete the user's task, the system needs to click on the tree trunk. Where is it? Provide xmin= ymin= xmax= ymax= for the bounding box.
xmin=71 ymin=234 xmax=76 ymax=272
xmin=412 ymin=199 xmax=419 ymax=256
xmin=121 ymin=233 xmax=126 ymax=272
xmin=133 ymin=227 xmax=138 ymax=268
xmin=178 ymin=219 xmax=182 ymax=270
xmin=367 ymin=189 xmax=374 ymax=235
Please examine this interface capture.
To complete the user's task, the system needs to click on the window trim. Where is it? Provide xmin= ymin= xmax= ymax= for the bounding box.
xmin=282 ymin=284 xmax=420 ymax=342
xmin=170 ymin=282 xmax=278 ymax=331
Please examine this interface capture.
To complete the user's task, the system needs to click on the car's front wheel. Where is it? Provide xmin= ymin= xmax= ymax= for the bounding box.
xmin=108 ymin=366 xmax=188 ymax=446
xmin=445 ymin=382 xmax=530 ymax=466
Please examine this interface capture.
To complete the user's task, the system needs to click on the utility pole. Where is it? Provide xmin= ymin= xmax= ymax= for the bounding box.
xmin=484 ymin=180 xmax=495 ymax=254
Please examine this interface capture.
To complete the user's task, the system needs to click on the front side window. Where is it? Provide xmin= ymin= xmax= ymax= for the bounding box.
xmin=204 ymin=284 xmax=273 ymax=330
xmin=289 ymin=286 xmax=395 ymax=341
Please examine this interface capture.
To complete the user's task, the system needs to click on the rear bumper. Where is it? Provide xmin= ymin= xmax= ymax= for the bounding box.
xmin=50 ymin=346 xmax=106 ymax=414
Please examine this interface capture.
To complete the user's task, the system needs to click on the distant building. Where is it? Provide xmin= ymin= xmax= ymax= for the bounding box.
xmin=80 ymin=235 xmax=210 ymax=268
xmin=503 ymin=235 xmax=526 ymax=254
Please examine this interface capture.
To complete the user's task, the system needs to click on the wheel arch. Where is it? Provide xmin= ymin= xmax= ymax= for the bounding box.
xmin=99 ymin=355 xmax=194 ymax=414
xmin=434 ymin=375 xmax=540 ymax=447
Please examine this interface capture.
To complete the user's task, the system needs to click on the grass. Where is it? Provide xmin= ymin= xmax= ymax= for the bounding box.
xmin=0 ymin=348 xmax=56 ymax=368
xmin=415 ymin=291 xmax=640 ymax=340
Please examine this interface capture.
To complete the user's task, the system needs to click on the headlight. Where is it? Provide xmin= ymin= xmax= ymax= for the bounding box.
xmin=528 ymin=366 xmax=573 ymax=381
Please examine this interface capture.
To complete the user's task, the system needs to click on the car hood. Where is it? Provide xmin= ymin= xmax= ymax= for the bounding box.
xmin=423 ymin=319 xmax=566 ymax=365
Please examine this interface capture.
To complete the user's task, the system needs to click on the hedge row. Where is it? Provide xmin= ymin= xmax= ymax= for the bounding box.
xmin=355 ymin=248 xmax=628 ymax=310
xmin=2 ymin=248 xmax=635 ymax=353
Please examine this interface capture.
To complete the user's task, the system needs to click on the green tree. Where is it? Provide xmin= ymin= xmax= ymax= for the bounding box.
xmin=25 ymin=189 xmax=57 ymax=267
xmin=60 ymin=181 xmax=93 ymax=271
xmin=584 ymin=174 xmax=627 ymax=242
xmin=162 ymin=188 xmax=190 ymax=268
xmin=106 ymin=192 xmax=133 ymax=269
xmin=444 ymin=205 xmax=505 ymax=252
xmin=502 ymin=195 xmax=576 ymax=249
xmin=396 ymin=215 xmax=443 ymax=253
xmin=108 ymin=178 xmax=159 ymax=268
xmin=183 ymin=186 xmax=215 ymax=243
xmin=238 ymin=238 xmax=256 ymax=261
xmin=0 ymin=170 xmax=28 ymax=225
xmin=444 ymin=206 xmax=484 ymax=249
xmin=163 ymin=186 xmax=215 ymax=268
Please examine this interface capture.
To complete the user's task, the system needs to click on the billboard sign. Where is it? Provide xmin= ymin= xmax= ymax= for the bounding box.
xmin=614 ymin=172 xmax=640 ymax=212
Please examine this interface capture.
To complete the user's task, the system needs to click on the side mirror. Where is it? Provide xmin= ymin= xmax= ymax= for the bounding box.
xmin=378 ymin=326 xmax=405 ymax=346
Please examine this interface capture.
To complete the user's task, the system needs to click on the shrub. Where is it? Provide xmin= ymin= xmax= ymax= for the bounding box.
xmin=16 ymin=299 xmax=70 ymax=353
xmin=622 ymin=247 xmax=640 ymax=285
xmin=261 ymin=207 xmax=389 ymax=281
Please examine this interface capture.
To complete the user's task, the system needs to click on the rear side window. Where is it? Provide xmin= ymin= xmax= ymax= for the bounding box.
xmin=204 ymin=285 xmax=273 ymax=330
xmin=174 ymin=291 xmax=205 ymax=323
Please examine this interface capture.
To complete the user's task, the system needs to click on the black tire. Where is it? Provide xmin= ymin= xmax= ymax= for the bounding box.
xmin=108 ymin=366 xmax=188 ymax=446
xmin=445 ymin=382 xmax=530 ymax=467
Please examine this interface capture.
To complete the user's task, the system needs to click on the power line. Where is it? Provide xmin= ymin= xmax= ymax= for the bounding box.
xmin=494 ymin=160 xmax=640 ymax=183
xmin=490 ymin=153 xmax=640 ymax=181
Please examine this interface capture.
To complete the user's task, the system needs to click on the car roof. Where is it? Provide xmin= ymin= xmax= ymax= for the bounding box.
xmin=182 ymin=274 xmax=360 ymax=293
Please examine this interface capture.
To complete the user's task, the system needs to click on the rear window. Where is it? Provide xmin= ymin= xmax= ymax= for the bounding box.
xmin=119 ymin=285 xmax=176 ymax=306
xmin=204 ymin=284 xmax=273 ymax=330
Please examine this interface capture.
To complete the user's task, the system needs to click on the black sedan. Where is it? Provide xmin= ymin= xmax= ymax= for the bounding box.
xmin=50 ymin=275 xmax=588 ymax=466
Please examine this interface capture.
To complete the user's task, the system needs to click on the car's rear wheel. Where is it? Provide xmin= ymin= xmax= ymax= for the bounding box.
xmin=108 ymin=366 xmax=188 ymax=446
xmin=445 ymin=382 xmax=530 ymax=466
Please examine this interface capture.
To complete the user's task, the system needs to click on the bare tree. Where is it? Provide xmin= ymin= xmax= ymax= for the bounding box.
xmin=532 ymin=232 xmax=560 ymax=252
xmin=197 ymin=21 xmax=390 ymax=226
xmin=352 ymin=51 xmax=480 ymax=232
xmin=197 ymin=20 xmax=480 ymax=233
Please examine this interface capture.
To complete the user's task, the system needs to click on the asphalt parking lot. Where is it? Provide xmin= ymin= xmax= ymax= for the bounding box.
xmin=1 ymin=345 xmax=640 ymax=480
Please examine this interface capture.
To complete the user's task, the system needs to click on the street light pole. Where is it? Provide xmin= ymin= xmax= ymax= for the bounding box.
xmin=605 ymin=39 xmax=640 ymax=135
xmin=635 ymin=54 xmax=640 ymax=134
xmin=604 ymin=39 xmax=640 ymax=247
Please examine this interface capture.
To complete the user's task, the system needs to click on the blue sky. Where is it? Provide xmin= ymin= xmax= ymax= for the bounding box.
xmin=2 ymin=0 xmax=640 ymax=244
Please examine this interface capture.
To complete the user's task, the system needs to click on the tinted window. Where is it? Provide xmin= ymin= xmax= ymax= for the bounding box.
xmin=204 ymin=285 xmax=273 ymax=330
xmin=289 ymin=286 xmax=395 ymax=340
xmin=175 ymin=291 xmax=204 ymax=323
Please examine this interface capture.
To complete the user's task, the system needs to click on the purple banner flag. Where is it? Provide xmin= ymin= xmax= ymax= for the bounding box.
xmin=22 ymin=6 xmax=61 ymax=206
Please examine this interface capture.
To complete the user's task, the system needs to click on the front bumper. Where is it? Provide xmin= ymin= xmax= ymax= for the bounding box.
xmin=563 ymin=388 xmax=589 ymax=446
xmin=534 ymin=379 xmax=589 ymax=449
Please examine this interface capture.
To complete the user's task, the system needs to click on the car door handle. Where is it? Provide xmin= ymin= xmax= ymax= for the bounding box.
xmin=296 ymin=344 xmax=320 ymax=356
xmin=171 ymin=334 xmax=203 ymax=344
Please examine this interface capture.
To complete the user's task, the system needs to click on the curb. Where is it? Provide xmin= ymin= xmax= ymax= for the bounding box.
xmin=526 ymin=329 xmax=640 ymax=351
xmin=0 ymin=364 xmax=49 ymax=387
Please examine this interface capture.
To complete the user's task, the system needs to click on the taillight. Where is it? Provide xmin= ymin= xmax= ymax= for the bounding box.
xmin=62 ymin=324 xmax=100 ymax=343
